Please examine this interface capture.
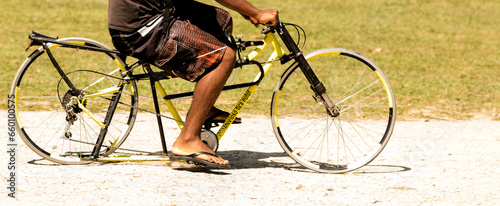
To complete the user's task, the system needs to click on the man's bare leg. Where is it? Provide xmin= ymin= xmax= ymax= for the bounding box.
xmin=171 ymin=48 xmax=235 ymax=165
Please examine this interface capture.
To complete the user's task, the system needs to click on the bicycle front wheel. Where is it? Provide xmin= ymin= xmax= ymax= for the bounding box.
xmin=271 ymin=48 xmax=396 ymax=173
xmin=11 ymin=37 xmax=138 ymax=164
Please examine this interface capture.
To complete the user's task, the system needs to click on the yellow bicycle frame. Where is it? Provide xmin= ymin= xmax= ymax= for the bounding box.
xmin=151 ymin=32 xmax=287 ymax=141
xmin=216 ymin=32 xmax=286 ymax=140
xmin=76 ymin=32 xmax=286 ymax=147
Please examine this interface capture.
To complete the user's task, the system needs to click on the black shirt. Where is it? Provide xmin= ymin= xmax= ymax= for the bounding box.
xmin=108 ymin=0 xmax=165 ymax=32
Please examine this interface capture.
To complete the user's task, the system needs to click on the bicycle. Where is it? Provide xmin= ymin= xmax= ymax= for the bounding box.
xmin=10 ymin=21 xmax=396 ymax=173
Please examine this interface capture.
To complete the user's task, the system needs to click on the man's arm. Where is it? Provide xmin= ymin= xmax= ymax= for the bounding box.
xmin=215 ymin=0 xmax=279 ymax=27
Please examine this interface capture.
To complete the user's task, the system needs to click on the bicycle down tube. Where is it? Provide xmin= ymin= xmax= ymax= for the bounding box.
xmin=208 ymin=24 xmax=286 ymax=140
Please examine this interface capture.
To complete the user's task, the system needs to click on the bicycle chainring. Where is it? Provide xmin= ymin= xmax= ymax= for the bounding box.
xmin=200 ymin=130 xmax=219 ymax=152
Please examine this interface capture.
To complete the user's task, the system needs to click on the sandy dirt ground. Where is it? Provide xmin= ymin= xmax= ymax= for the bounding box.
xmin=1 ymin=111 xmax=499 ymax=205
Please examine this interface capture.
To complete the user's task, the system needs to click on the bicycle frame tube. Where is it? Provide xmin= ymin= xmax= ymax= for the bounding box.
xmin=42 ymin=43 xmax=78 ymax=93
xmin=153 ymin=81 xmax=185 ymax=129
xmin=215 ymin=32 xmax=286 ymax=140
xmin=91 ymin=85 xmax=125 ymax=157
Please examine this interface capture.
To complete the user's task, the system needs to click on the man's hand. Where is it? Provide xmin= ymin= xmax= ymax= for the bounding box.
xmin=242 ymin=9 xmax=279 ymax=27
xmin=215 ymin=0 xmax=279 ymax=27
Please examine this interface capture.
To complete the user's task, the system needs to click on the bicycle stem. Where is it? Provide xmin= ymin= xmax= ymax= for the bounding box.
xmin=274 ymin=22 xmax=340 ymax=116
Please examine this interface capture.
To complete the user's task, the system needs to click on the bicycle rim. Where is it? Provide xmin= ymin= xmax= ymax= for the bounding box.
xmin=271 ymin=48 xmax=396 ymax=173
xmin=11 ymin=37 xmax=138 ymax=164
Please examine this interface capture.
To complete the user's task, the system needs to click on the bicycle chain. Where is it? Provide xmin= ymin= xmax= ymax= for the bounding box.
xmin=98 ymin=95 xmax=185 ymax=124
xmin=76 ymin=86 xmax=185 ymax=123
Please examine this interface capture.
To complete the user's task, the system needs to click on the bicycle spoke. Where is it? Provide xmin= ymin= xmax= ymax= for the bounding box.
xmin=13 ymin=37 xmax=138 ymax=164
xmin=272 ymin=48 xmax=395 ymax=173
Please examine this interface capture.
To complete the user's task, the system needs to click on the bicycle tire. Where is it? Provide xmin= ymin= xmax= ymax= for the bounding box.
xmin=11 ymin=37 xmax=139 ymax=164
xmin=271 ymin=48 xmax=396 ymax=173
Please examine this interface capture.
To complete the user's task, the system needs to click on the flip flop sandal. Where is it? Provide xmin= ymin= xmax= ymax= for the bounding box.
xmin=169 ymin=152 xmax=231 ymax=169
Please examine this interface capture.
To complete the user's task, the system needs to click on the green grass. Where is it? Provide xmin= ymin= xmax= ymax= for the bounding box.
xmin=2 ymin=0 xmax=499 ymax=120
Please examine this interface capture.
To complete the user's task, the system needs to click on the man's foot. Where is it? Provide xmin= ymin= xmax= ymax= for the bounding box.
xmin=206 ymin=107 xmax=242 ymax=124
xmin=170 ymin=152 xmax=230 ymax=169
xmin=172 ymin=138 xmax=229 ymax=167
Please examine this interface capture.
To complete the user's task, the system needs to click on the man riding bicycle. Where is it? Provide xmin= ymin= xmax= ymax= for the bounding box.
xmin=107 ymin=0 xmax=279 ymax=167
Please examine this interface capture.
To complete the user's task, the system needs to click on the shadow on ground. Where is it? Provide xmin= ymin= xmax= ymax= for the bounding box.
xmin=26 ymin=150 xmax=411 ymax=174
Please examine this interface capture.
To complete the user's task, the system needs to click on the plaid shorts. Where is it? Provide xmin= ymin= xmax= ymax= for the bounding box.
xmin=110 ymin=0 xmax=233 ymax=81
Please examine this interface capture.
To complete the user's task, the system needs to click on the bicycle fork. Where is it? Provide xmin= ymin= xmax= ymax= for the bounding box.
xmin=275 ymin=22 xmax=340 ymax=117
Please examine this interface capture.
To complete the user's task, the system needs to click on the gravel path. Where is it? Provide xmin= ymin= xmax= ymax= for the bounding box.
xmin=2 ymin=111 xmax=499 ymax=205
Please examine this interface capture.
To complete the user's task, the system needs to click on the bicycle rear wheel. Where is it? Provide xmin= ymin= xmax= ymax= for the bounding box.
xmin=271 ymin=48 xmax=396 ymax=173
xmin=11 ymin=37 xmax=138 ymax=164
